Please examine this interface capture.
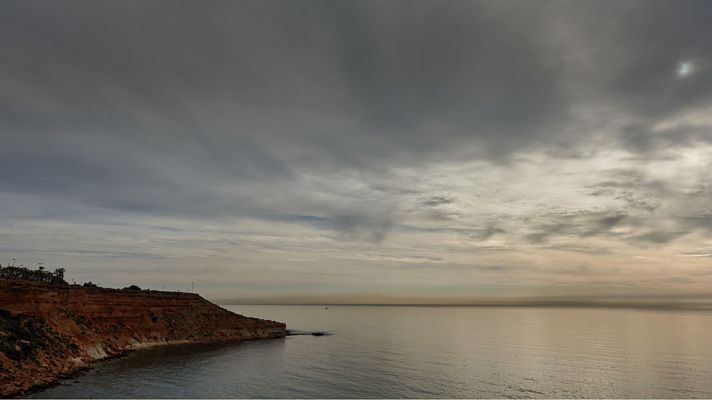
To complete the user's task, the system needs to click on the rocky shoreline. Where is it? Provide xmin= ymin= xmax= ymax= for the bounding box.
xmin=0 ymin=281 xmax=286 ymax=397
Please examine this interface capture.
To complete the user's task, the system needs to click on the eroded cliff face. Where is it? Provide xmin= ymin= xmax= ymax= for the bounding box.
xmin=0 ymin=281 xmax=285 ymax=397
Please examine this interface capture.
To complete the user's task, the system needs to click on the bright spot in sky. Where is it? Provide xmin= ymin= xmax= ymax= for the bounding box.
xmin=676 ymin=61 xmax=694 ymax=78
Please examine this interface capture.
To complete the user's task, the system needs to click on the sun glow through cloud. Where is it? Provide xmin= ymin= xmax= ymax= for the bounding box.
xmin=676 ymin=60 xmax=695 ymax=77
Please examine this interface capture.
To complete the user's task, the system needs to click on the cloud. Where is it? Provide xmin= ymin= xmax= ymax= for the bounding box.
xmin=524 ymin=212 xmax=631 ymax=244
xmin=3 ymin=0 xmax=712 ymax=300
xmin=422 ymin=196 xmax=455 ymax=207
xmin=631 ymin=230 xmax=687 ymax=244
xmin=468 ymin=225 xmax=508 ymax=241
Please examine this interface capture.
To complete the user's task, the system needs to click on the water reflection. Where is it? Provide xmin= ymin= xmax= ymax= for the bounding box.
xmin=33 ymin=306 xmax=712 ymax=398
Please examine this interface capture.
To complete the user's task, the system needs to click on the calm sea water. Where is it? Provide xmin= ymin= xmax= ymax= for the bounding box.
xmin=31 ymin=305 xmax=712 ymax=398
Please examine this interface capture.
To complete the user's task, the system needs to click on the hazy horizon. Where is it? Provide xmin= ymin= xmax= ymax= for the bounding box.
xmin=3 ymin=0 xmax=712 ymax=305
xmin=215 ymin=299 xmax=712 ymax=310
xmin=213 ymin=290 xmax=712 ymax=309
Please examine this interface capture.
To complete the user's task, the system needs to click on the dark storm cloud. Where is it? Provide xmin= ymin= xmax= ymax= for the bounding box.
xmin=555 ymin=1 xmax=712 ymax=110
xmin=0 ymin=0 xmax=578 ymax=173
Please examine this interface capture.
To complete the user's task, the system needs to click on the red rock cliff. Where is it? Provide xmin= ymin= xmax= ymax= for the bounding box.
xmin=0 ymin=280 xmax=285 ymax=397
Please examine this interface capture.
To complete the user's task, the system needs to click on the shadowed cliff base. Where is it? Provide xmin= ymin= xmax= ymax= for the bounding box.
xmin=0 ymin=280 xmax=286 ymax=397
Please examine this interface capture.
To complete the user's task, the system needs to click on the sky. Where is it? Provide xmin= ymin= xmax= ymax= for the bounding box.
xmin=1 ymin=0 xmax=712 ymax=305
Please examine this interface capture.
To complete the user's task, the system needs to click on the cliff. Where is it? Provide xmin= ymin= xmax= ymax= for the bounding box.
xmin=0 ymin=280 xmax=286 ymax=397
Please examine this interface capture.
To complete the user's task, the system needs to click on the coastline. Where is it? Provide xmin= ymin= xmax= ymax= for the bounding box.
xmin=0 ymin=281 xmax=286 ymax=397
xmin=19 ymin=335 xmax=285 ymax=399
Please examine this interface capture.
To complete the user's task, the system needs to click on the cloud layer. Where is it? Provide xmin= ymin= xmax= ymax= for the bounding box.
xmin=2 ymin=0 xmax=712 ymax=303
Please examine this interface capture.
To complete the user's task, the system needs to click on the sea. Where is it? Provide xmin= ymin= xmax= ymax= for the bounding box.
xmin=31 ymin=305 xmax=712 ymax=398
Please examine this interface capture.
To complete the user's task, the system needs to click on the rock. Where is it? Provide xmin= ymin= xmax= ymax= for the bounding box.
xmin=0 ymin=280 xmax=286 ymax=397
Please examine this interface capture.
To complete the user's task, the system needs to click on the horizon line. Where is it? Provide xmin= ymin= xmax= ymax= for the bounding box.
xmin=218 ymin=301 xmax=712 ymax=311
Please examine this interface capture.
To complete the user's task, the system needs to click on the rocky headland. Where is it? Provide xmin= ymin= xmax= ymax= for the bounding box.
xmin=0 ymin=280 xmax=286 ymax=397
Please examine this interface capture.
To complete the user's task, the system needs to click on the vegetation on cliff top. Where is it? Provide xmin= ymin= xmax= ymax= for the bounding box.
xmin=0 ymin=260 xmax=130 ymax=289
xmin=1 ymin=260 xmax=181 ymax=294
xmin=0 ymin=262 xmax=67 ymax=285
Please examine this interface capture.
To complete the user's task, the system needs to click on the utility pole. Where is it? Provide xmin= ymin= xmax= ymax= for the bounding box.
xmin=191 ymin=282 xmax=194 ymax=293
